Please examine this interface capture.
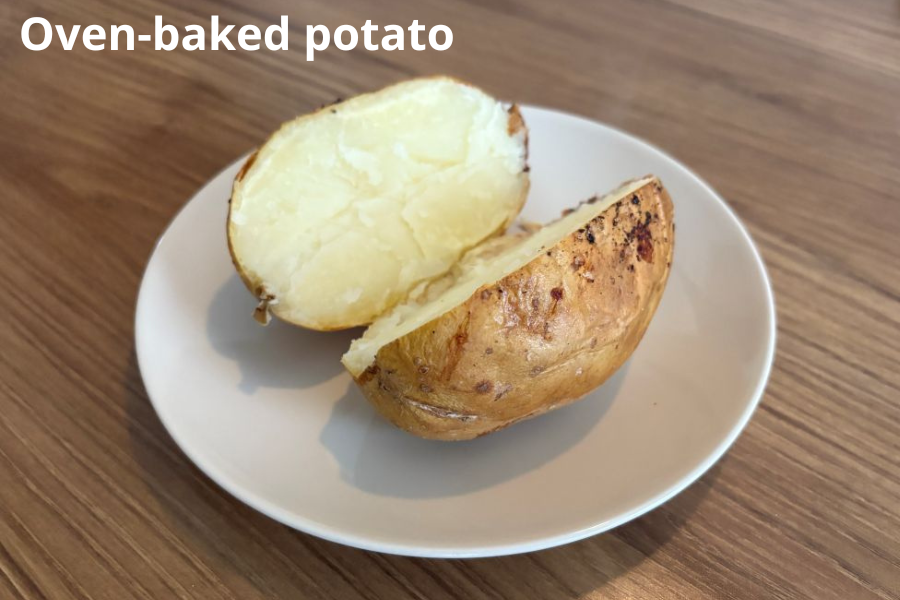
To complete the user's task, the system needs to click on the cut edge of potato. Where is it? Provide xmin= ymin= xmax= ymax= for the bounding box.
xmin=227 ymin=76 xmax=530 ymax=331
xmin=341 ymin=175 xmax=657 ymax=376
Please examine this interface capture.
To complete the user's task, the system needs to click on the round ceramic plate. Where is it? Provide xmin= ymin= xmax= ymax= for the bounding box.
xmin=136 ymin=106 xmax=775 ymax=558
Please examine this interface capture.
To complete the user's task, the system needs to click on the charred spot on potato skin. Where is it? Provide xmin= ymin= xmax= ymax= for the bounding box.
xmin=586 ymin=230 xmax=596 ymax=244
xmin=632 ymin=223 xmax=654 ymax=263
xmin=377 ymin=375 xmax=394 ymax=392
xmin=550 ymin=287 xmax=564 ymax=301
xmin=358 ymin=365 xmax=380 ymax=384
xmin=474 ymin=380 xmax=493 ymax=394
xmin=523 ymin=165 xmax=531 ymax=173
xmin=631 ymin=194 xmax=641 ymax=205
xmin=628 ymin=264 xmax=636 ymax=272
xmin=441 ymin=314 xmax=471 ymax=380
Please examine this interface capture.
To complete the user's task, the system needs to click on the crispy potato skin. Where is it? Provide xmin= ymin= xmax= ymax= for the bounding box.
xmin=226 ymin=78 xmax=529 ymax=331
xmin=354 ymin=179 xmax=674 ymax=440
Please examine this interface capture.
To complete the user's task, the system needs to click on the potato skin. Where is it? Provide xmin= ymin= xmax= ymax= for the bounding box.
xmin=354 ymin=178 xmax=674 ymax=440
xmin=226 ymin=77 xmax=529 ymax=331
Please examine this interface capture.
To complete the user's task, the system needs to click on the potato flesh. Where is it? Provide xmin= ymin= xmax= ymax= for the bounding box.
xmin=229 ymin=78 xmax=528 ymax=329
xmin=342 ymin=176 xmax=654 ymax=375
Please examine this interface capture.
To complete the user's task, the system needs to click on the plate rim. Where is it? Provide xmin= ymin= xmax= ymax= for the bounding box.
xmin=135 ymin=104 xmax=777 ymax=558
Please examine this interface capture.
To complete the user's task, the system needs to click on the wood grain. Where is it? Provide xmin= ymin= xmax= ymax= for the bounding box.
xmin=1 ymin=0 xmax=899 ymax=598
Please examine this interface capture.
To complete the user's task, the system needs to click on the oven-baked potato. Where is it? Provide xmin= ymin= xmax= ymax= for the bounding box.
xmin=341 ymin=176 xmax=674 ymax=440
xmin=227 ymin=76 xmax=529 ymax=330
xmin=226 ymin=76 xmax=675 ymax=440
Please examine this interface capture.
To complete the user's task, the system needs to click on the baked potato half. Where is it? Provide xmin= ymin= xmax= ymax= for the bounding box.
xmin=228 ymin=76 xmax=529 ymax=330
xmin=342 ymin=176 xmax=674 ymax=440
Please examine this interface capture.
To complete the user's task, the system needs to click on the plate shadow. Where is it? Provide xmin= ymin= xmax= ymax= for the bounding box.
xmin=320 ymin=365 xmax=627 ymax=499
xmin=206 ymin=275 xmax=362 ymax=392
xmin=124 ymin=348 xmax=717 ymax=598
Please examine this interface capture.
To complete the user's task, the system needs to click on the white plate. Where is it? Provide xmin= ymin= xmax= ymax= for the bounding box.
xmin=136 ymin=106 xmax=775 ymax=558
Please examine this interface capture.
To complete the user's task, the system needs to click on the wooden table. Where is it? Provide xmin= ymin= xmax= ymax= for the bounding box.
xmin=2 ymin=0 xmax=899 ymax=598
